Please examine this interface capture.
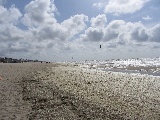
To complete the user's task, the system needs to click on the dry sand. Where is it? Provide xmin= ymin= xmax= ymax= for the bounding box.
xmin=0 ymin=63 xmax=160 ymax=120
xmin=0 ymin=63 xmax=54 ymax=119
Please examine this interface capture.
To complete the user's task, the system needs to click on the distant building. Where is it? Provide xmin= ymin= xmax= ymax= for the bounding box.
xmin=12 ymin=59 xmax=20 ymax=63
xmin=34 ymin=60 xmax=38 ymax=62
xmin=28 ymin=60 xmax=34 ymax=62
xmin=0 ymin=57 xmax=5 ymax=63
xmin=5 ymin=57 xmax=12 ymax=63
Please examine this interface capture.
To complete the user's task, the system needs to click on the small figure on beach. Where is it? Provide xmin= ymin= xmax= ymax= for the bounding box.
xmin=0 ymin=76 xmax=2 ymax=80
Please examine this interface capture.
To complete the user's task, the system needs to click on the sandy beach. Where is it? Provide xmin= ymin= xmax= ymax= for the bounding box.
xmin=0 ymin=63 xmax=54 ymax=119
xmin=0 ymin=63 xmax=160 ymax=119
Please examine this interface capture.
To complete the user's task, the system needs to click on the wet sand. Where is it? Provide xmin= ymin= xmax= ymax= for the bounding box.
xmin=0 ymin=63 xmax=160 ymax=119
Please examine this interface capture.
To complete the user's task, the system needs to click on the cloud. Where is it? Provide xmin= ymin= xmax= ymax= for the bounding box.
xmin=0 ymin=0 xmax=89 ymax=57
xmin=80 ymin=14 xmax=107 ymax=42
xmin=21 ymin=0 xmax=88 ymax=42
xmin=80 ymin=15 xmax=160 ymax=44
xmin=29 ymin=14 xmax=88 ymax=42
xmin=103 ymin=20 xmax=126 ymax=41
xmin=104 ymin=0 xmax=149 ymax=14
xmin=0 ymin=0 xmax=159 ymax=60
xmin=46 ymin=42 xmax=54 ymax=48
xmin=130 ymin=23 xmax=149 ymax=42
xmin=92 ymin=2 xmax=104 ymax=9
xmin=107 ymin=42 xmax=117 ymax=48
xmin=0 ymin=4 xmax=27 ymax=56
xmin=7 ymin=42 xmax=30 ymax=53
xmin=90 ymin=14 xmax=107 ymax=28
xmin=32 ymin=24 xmax=68 ymax=41
xmin=80 ymin=27 xmax=104 ymax=42
xmin=3 ymin=41 xmax=57 ymax=57
xmin=0 ymin=5 xmax=22 ymax=24
xmin=81 ymin=19 xmax=128 ymax=42
xmin=22 ymin=0 xmax=88 ymax=41
xmin=61 ymin=14 xmax=88 ymax=37
xmin=149 ymin=24 xmax=160 ymax=42
xmin=142 ymin=15 xmax=152 ymax=20
xmin=81 ymin=19 xmax=129 ymax=42
xmin=152 ymin=44 xmax=160 ymax=49
xmin=22 ymin=0 xmax=57 ymax=27
xmin=0 ymin=41 xmax=33 ymax=57
xmin=118 ymin=33 xmax=129 ymax=45
xmin=0 ymin=24 xmax=28 ymax=42
xmin=0 ymin=0 xmax=6 ymax=5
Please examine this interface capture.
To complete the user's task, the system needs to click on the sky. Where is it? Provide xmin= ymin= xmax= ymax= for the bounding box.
xmin=0 ymin=0 xmax=160 ymax=62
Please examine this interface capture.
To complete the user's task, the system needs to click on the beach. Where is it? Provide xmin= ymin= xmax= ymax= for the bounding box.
xmin=0 ymin=63 xmax=53 ymax=119
xmin=0 ymin=63 xmax=160 ymax=119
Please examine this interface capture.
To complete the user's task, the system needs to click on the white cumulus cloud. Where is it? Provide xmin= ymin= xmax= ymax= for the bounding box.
xmin=22 ymin=0 xmax=57 ymax=27
xmin=0 ymin=5 xmax=22 ymax=24
xmin=61 ymin=14 xmax=88 ymax=37
xmin=80 ymin=27 xmax=104 ymax=42
xmin=104 ymin=0 xmax=149 ymax=14
xmin=90 ymin=14 xmax=107 ymax=28
xmin=92 ymin=2 xmax=104 ymax=9
xmin=149 ymin=24 xmax=160 ymax=42
xmin=80 ymin=14 xmax=160 ymax=45
xmin=0 ymin=0 xmax=89 ymax=57
xmin=142 ymin=15 xmax=152 ymax=20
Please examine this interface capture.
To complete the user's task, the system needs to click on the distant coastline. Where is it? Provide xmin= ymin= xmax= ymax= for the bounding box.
xmin=0 ymin=57 xmax=50 ymax=63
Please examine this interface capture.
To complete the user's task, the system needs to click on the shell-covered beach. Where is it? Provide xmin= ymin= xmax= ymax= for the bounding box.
xmin=0 ymin=63 xmax=160 ymax=119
